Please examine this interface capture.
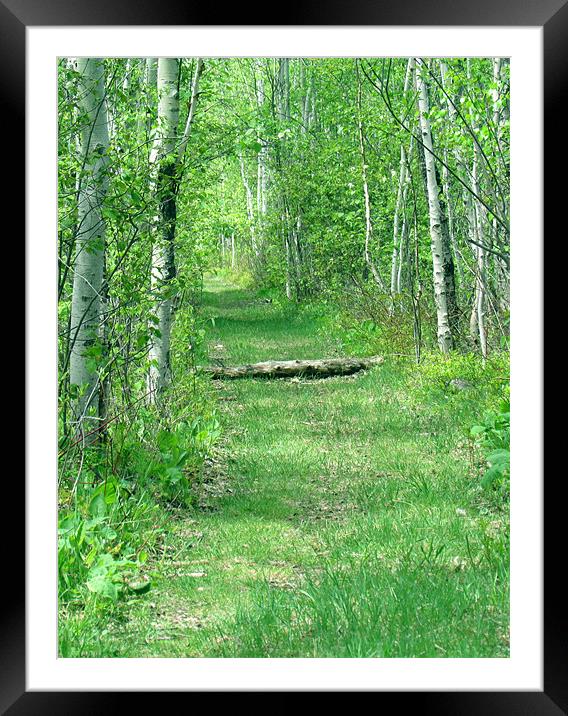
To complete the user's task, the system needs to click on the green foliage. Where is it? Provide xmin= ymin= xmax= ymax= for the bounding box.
xmin=58 ymin=55 xmax=511 ymax=658
xmin=114 ymin=283 xmax=510 ymax=658
xmin=214 ymin=266 xmax=255 ymax=290
xmin=58 ymin=347 xmax=220 ymax=653
xmin=152 ymin=415 xmax=221 ymax=505
xmin=214 ymin=553 xmax=508 ymax=657
xmin=319 ymin=296 xmax=416 ymax=358
xmin=58 ymin=480 xmax=156 ymax=605
xmin=470 ymin=398 xmax=510 ymax=492
xmin=407 ymin=350 xmax=509 ymax=413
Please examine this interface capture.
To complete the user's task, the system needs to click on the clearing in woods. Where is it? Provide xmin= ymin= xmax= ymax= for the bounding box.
xmin=106 ymin=276 xmax=509 ymax=657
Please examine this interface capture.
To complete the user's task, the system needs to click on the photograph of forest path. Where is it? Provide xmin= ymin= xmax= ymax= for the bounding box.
xmin=58 ymin=57 xmax=510 ymax=658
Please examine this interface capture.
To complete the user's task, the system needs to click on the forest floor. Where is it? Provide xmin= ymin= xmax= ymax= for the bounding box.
xmin=101 ymin=275 xmax=509 ymax=657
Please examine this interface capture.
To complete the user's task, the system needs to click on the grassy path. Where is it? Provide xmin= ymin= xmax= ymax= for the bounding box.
xmin=112 ymin=276 xmax=508 ymax=657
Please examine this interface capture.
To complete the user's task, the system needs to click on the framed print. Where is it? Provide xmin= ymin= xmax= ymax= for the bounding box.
xmin=9 ymin=0 xmax=559 ymax=710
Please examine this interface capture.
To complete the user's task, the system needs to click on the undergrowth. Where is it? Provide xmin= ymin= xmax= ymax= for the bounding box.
xmin=58 ymin=341 xmax=220 ymax=656
xmin=58 ymin=279 xmax=510 ymax=658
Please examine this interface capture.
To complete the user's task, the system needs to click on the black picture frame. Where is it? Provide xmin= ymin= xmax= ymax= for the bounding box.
xmin=11 ymin=0 xmax=558 ymax=710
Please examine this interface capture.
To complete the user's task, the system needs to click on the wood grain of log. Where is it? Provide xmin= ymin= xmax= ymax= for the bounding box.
xmin=199 ymin=355 xmax=384 ymax=379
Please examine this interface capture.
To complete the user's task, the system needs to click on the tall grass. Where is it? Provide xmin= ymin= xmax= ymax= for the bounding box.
xmin=63 ymin=278 xmax=509 ymax=658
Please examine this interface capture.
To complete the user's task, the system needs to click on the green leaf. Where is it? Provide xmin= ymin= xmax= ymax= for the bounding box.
xmin=86 ymin=574 xmax=119 ymax=601
xmin=487 ymin=449 xmax=509 ymax=466
xmin=481 ymin=465 xmax=504 ymax=489
xmin=165 ymin=466 xmax=183 ymax=483
xmin=88 ymin=494 xmax=107 ymax=518
xmin=91 ymin=480 xmax=118 ymax=506
xmin=157 ymin=430 xmax=177 ymax=453
xmin=89 ymin=554 xmax=115 ymax=572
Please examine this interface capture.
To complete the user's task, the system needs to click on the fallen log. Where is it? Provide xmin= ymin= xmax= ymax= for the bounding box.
xmin=200 ymin=355 xmax=384 ymax=379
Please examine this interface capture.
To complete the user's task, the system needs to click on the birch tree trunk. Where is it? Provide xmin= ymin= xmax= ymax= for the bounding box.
xmin=147 ymin=58 xmax=204 ymax=401
xmin=69 ymin=57 xmax=110 ymax=429
xmin=390 ymin=59 xmax=413 ymax=298
xmin=147 ymin=58 xmax=180 ymax=400
xmin=390 ymin=143 xmax=409 ymax=296
xmin=463 ymin=179 xmax=489 ymax=350
xmin=437 ymin=61 xmax=464 ymax=287
xmin=415 ymin=59 xmax=454 ymax=353
xmin=277 ymin=58 xmax=300 ymax=300
xmin=177 ymin=59 xmax=204 ymax=165
xmin=139 ymin=58 xmax=157 ymax=153
xmin=465 ymin=59 xmax=489 ymax=358
xmin=239 ymin=152 xmax=259 ymax=262
xmin=469 ymin=126 xmax=488 ymax=358
xmin=296 ymin=59 xmax=315 ymax=292
xmin=491 ymin=57 xmax=510 ymax=318
xmin=356 ymin=61 xmax=385 ymax=290
xmin=255 ymin=60 xmax=269 ymax=251
xmin=396 ymin=138 xmax=414 ymax=295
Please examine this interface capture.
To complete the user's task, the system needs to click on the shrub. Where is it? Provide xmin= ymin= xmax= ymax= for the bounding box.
xmin=58 ymin=480 xmax=156 ymax=605
xmin=470 ymin=398 xmax=510 ymax=493
xmin=406 ymin=350 xmax=509 ymax=415
xmin=151 ymin=414 xmax=221 ymax=505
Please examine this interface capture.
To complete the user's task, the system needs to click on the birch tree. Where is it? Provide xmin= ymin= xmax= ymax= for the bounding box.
xmin=390 ymin=59 xmax=414 ymax=299
xmin=276 ymin=58 xmax=298 ymax=300
xmin=465 ymin=59 xmax=489 ymax=359
xmin=69 ymin=58 xmax=110 ymax=430
xmin=415 ymin=59 xmax=455 ymax=353
xmin=356 ymin=60 xmax=385 ymax=290
xmin=147 ymin=58 xmax=180 ymax=399
xmin=239 ymin=151 xmax=259 ymax=261
xmin=146 ymin=58 xmax=204 ymax=400
xmin=255 ymin=60 xmax=269 ymax=251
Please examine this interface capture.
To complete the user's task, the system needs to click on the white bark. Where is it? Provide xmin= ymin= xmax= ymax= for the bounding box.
xmin=278 ymin=58 xmax=290 ymax=122
xmin=415 ymin=59 xmax=454 ymax=353
xmin=285 ymin=229 xmax=293 ymax=299
xmin=391 ymin=138 xmax=413 ymax=297
xmin=178 ymin=59 xmax=204 ymax=164
xmin=437 ymin=61 xmax=463 ymax=287
xmin=470 ymin=141 xmax=488 ymax=358
xmin=390 ymin=60 xmax=414 ymax=298
xmin=466 ymin=60 xmax=488 ymax=359
xmin=122 ymin=59 xmax=132 ymax=91
xmin=142 ymin=58 xmax=157 ymax=147
xmin=255 ymin=60 xmax=269 ymax=241
xmin=69 ymin=58 xmax=110 ymax=428
xmin=146 ymin=58 xmax=204 ymax=400
xmin=147 ymin=58 xmax=180 ymax=400
xmin=356 ymin=62 xmax=385 ymax=290
xmin=239 ymin=152 xmax=259 ymax=259
xmin=277 ymin=58 xmax=299 ymax=299
xmin=469 ymin=162 xmax=488 ymax=360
